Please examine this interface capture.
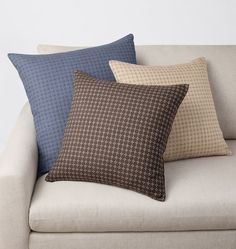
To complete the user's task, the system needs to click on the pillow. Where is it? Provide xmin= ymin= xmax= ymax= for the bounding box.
xmin=46 ymin=71 xmax=188 ymax=201
xmin=109 ymin=58 xmax=232 ymax=162
xmin=8 ymin=34 xmax=136 ymax=176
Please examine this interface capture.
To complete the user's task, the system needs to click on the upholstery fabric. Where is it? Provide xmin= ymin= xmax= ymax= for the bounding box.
xmin=30 ymin=141 xmax=236 ymax=233
xmin=110 ymin=58 xmax=231 ymax=162
xmin=29 ymin=231 xmax=236 ymax=249
xmin=39 ymin=45 xmax=236 ymax=139
xmin=0 ymin=103 xmax=37 ymax=249
xmin=8 ymin=34 xmax=136 ymax=176
xmin=46 ymin=71 xmax=188 ymax=201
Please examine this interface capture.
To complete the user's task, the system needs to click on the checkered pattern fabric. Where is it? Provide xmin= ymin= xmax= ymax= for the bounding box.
xmin=109 ymin=58 xmax=232 ymax=162
xmin=8 ymin=34 xmax=136 ymax=176
xmin=46 ymin=71 xmax=188 ymax=201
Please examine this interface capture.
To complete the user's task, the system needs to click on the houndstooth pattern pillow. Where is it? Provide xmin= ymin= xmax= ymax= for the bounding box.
xmin=46 ymin=71 xmax=188 ymax=201
xmin=8 ymin=34 xmax=136 ymax=176
xmin=109 ymin=58 xmax=232 ymax=162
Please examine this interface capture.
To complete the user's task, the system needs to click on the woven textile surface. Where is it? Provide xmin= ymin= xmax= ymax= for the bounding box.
xmin=46 ymin=71 xmax=188 ymax=201
xmin=109 ymin=58 xmax=231 ymax=161
xmin=8 ymin=34 xmax=136 ymax=175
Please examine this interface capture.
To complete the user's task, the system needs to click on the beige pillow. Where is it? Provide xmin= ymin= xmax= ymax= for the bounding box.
xmin=109 ymin=58 xmax=232 ymax=161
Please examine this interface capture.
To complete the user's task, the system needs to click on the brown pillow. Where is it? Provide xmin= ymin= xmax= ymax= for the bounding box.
xmin=46 ymin=71 xmax=188 ymax=201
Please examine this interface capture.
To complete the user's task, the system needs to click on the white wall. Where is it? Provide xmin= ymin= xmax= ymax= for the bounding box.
xmin=0 ymin=0 xmax=236 ymax=151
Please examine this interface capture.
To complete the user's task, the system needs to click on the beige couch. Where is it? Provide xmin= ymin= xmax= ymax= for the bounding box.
xmin=0 ymin=46 xmax=236 ymax=249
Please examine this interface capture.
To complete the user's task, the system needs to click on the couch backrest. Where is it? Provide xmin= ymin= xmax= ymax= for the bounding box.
xmin=38 ymin=45 xmax=236 ymax=139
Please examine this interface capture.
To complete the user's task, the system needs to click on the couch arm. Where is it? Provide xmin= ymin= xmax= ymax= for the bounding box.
xmin=0 ymin=103 xmax=38 ymax=249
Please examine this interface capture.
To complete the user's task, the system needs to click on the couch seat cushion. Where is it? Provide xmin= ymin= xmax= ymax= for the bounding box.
xmin=29 ymin=141 xmax=236 ymax=233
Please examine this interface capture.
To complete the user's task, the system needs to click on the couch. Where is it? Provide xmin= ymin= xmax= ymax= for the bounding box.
xmin=0 ymin=45 xmax=236 ymax=249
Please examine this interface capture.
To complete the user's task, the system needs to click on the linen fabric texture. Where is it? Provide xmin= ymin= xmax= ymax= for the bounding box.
xmin=38 ymin=45 xmax=236 ymax=140
xmin=30 ymin=141 xmax=236 ymax=233
xmin=8 ymin=34 xmax=136 ymax=176
xmin=109 ymin=58 xmax=231 ymax=162
xmin=46 ymin=71 xmax=188 ymax=201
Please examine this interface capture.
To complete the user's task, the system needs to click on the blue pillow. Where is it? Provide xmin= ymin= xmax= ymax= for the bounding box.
xmin=8 ymin=34 xmax=136 ymax=176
